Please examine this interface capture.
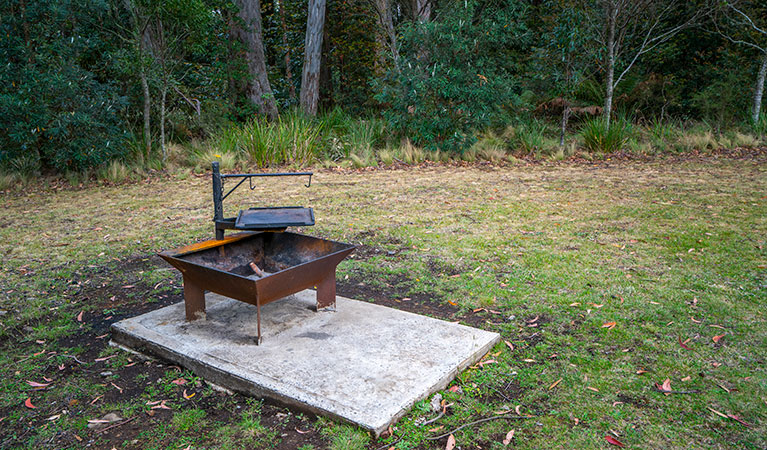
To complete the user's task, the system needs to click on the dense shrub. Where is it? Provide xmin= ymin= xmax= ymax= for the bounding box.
xmin=0 ymin=0 xmax=128 ymax=172
xmin=376 ymin=0 xmax=529 ymax=154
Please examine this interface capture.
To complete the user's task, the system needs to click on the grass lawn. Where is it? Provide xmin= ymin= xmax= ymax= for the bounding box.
xmin=0 ymin=156 xmax=765 ymax=449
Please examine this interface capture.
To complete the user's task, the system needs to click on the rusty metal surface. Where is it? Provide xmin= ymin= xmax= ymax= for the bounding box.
xmin=159 ymin=231 xmax=354 ymax=343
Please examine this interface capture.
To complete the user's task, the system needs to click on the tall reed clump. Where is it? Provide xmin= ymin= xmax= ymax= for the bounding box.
xmin=580 ymin=118 xmax=632 ymax=153
xmin=317 ymin=108 xmax=387 ymax=163
xmin=238 ymin=111 xmax=322 ymax=167
xmin=647 ymin=117 xmax=679 ymax=153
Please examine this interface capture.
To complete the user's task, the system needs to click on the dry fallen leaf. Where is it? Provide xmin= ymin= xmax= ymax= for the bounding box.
xmin=502 ymin=429 xmax=515 ymax=446
xmin=602 ymin=321 xmax=616 ymax=330
xmin=727 ymin=413 xmax=751 ymax=427
xmin=504 ymin=340 xmax=514 ymax=351
xmin=605 ymin=435 xmax=626 ymax=447
xmin=183 ymin=389 xmax=195 ymax=400
xmin=636 ymin=369 xmax=648 ymax=375
xmin=171 ymin=378 xmax=187 ymax=385
xmin=295 ymin=427 xmax=309 ymax=434
xmin=586 ymin=386 xmax=599 ymax=392
xmin=656 ymin=378 xmax=672 ymax=395
xmin=24 ymin=398 xmax=36 ymax=409
xmin=26 ymin=380 xmax=50 ymax=389
xmin=548 ymin=378 xmax=562 ymax=390
xmin=76 ymin=311 xmax=83 ymax=322
xmin=712 ymin=334 xmax=725 ymax=344
xmin=707 ymin=407 xmax=728 ymax=418
xmin=445 ymin=434 xmax=456 ymax=450
xmin=678 ymin=336 xmax=691 ymax=350
xmin=428 ymin=426 xmax=444 ymax=432
xmin=152 ymin=400 xmax=171 ymax=410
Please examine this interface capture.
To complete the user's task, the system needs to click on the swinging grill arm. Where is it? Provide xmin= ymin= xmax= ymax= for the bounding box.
xmin=211 ymin=161 xmax=313 ymax=239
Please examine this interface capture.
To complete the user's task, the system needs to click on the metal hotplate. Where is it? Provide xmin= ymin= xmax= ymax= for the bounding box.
xmin=234 ymin=207 xmax=315 ymax=230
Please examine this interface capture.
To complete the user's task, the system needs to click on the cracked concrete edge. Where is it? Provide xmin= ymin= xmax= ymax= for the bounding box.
xmin=383 ymin=330 xmax=502 ymax=435
xmin=111 ymin=320 xmax=373 ymax=429
xmin=111 ymin=319 xmax=501 ymax=436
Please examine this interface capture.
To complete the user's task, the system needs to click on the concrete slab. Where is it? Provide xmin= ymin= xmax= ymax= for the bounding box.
xmin=111 ymin=291 xmax=500 ymax=435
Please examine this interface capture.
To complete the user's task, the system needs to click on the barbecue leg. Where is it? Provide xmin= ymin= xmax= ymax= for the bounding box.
xmin=182 ymin=275 xmax=206 ymax=320
xmin=316 ymin=269 xmax=336 ymax=310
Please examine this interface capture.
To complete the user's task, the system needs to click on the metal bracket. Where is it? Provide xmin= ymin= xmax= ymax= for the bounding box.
xmin=211 ymin=162 xmax=313 ymax=240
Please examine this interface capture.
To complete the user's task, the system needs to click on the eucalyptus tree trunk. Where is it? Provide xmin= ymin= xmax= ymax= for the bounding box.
xmin=160 ymin=84 xmax=167 ymax=162
xmin=138 ymin=13 xmax=153 ymax=161
xmin=374 ymin=0 xmax=399 ymax=70
xmin=319 ymin=24 xmax=333 ymax=110
xmin=753 ymin=52 xmax=767 ymax=124
xmin=276 ymin=0 xmax=296 ymax=102
xmin=560 ymin=104 xmax=571 ymax=148
xmin=603 ymin=1 xmax=617 ymax=127
xmin=415 ymin=0 xmax=431 ymax=21
xmin=300 ymin=0 xmax=327 ymax=116
xmin=140 ymin=68 xmax=151 ymax=162
xmin=233 ymin=0 xmax=278 ymax=121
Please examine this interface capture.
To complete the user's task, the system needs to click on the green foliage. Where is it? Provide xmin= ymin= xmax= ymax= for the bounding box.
xmin=580 ymin=118 xmax=632 ymax=153
xmin=376 ymin=0 xmax=529 ymax=153
xmin=172 ymin=408 xmax=207 ymax=431
xmin=237 ymin=112 xmax=321 ymax=166
xmin=509 ymin=118 xmax=558 ymax=154
xmin=647 ymin=117 xmax=679 ymax=152
xmin=534 ymin=0 xmax=590 ymax=102
xmin=753 ymin=112 xmax=767 ymax=137
xmin=0 ymin=0 xmax=129 ymax=172
xmin=319 ymin=108 xmax=387 ymax=160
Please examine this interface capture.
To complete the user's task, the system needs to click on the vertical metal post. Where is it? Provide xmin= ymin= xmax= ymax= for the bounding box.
xmin=316 ymin=269 xmax=337 ymax=310
xmin=182 ymin=275 xmax=206 ymax=321
xmin=212 ymin=161 xmax=224 ymax=240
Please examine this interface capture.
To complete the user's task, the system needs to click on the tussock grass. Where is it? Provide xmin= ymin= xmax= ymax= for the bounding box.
xmin=0 ymin=171 xmax=20 ymax=190
xmin=675 ymin=129 xmax=718 ymax=152
xmin=190 ymin=146 xmax=239 ymax=171
xmin=399 ymin=140 xmax=427 ymax=164
xmin=727 ymin=131 xmax=759 ymax=148
xmin=580 ymin=118 xmax=632 ymax=153
xmin=97 ymin=160 xmax=130 ymax=184
xmin=508 ymin=120 xmax=558 ymax=154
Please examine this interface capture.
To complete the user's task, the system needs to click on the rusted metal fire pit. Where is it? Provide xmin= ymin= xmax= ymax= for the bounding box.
xmin=158 ymin=162 xmax=354 ymax=344
xmin=160 ymin=231 xmax=354 ymax=344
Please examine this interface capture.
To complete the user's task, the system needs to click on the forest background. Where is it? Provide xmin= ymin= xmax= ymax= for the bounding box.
xmin=1 ymin=0 xmax=766 ymax=184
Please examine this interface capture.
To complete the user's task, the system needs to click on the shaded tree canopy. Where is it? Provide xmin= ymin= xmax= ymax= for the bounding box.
xmin=1 ymin=0 xmax=765 ymax=171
